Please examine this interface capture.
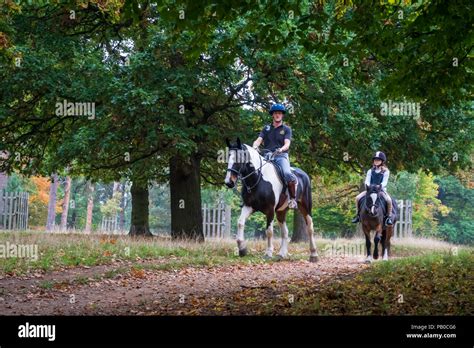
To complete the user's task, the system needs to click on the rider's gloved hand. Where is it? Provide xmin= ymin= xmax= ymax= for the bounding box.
xmin=275 ymin=148 xmax=282 ymax=154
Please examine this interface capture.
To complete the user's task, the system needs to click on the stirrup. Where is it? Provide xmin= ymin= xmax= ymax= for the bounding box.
xmin=385 ymin=217 xmax=393 ymax=225
xmin=352 ymin=215 xmax=360 ymax=223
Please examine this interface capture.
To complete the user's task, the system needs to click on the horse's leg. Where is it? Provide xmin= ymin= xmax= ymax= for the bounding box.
xmin=305 ymin=214 xmax=319 ymax=262
xmin=276 ymin=210 xmax=289 ymax=259
xmin=384 ymin=225 xmax=393 ymax=260
xmin=373 ymin=225 xmax=382 ymax=260
xmin=381 ymin=230 xmax=387 ymax=260
xmin=236 ymin=205 xmax=253 ymax=257
xmin=363 ymin=226 xmax=372 ymax=263
xmin=296 ymin=196 xmax=318 ymax=262
xmin=264 ymin=212 xmax=275 ymax=259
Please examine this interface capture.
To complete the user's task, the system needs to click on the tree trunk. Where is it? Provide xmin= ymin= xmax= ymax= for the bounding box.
xmin=0 ymin=172 xmax=8 ymax=191
xmin=60 ymin=176 xmax=72 ymax=230
xmin=46 ymin=173 xmax=58 ymax=231
xmin=113 ymin=181 xmax=120 ymax=194
xmin=84 ymin=181 xmax=95 ymax=234
xmin=119 ymin=182 xmax=126 ymax=231
xmin=0 ymin=172 xmax=8 ymax=216
xmin=291 ymin=209 xmax=309 ymax=242
xmin=70 ymin=181 xmax=81 ymax=229
xmin=169 ymin=154 xmax=204 ymax=241
xmin=129 ymin=181 xmax=152 ymax=236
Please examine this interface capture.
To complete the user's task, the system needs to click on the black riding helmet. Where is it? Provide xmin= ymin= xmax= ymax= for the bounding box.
xmin=372 ymin=151 xmax=387 ymax=163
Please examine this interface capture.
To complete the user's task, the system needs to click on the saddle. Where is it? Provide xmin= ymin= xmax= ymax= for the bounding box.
xmin=267 ymin=159 xmax=297 ymax=190
xmin=266 ymin=159 xmax=300 ymax=211
xmin=359 ymin=194 xmax=398 ymax=227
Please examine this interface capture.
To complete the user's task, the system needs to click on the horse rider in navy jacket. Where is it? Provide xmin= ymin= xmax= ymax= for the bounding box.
xmin=252 ymin=104 xmax=298 ymax=209
xmin=352 ymin=151 xmax=394 ymax=225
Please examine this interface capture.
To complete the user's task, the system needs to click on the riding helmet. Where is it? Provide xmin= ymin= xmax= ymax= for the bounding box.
xmin=372 ymin=151 xmax=387 ymax=162
xmin=269 ymin=103 xmax=286 ymax=115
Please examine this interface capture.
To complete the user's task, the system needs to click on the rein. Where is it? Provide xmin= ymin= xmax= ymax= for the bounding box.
xmin=227 ymin=149 xmax=273 ymax=192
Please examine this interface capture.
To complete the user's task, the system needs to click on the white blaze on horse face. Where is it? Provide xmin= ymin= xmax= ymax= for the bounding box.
xmin=224 ymin=151 xmax=236 ymax=185
xmin=370 ymin=193 xmax=377 ymax=214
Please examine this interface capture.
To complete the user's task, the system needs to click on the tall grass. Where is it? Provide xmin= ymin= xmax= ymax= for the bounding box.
xmin=0 ymin=230 xmax=469 ymax=275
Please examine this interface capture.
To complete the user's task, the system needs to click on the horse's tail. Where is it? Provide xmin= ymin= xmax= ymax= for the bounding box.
xmin=294 ymin=168 xmax=312 ymax=217
xmin=306 ymin=175 xmax=313 ymax=217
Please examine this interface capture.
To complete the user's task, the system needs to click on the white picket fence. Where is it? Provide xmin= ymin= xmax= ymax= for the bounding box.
xmin=97 ymin=204 xmax=232 ymax=238
xmin=202 ymin=203 xmax=231 ymax=239
xmin=100 ymin=214 xmax=121 ymax=234
xmin=393 ymin=199 xmax=413 ymax=238
xmin=0 ymin=190 xmax=29 ymax=230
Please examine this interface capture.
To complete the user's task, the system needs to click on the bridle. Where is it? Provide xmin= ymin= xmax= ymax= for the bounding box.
xmin=364 ymin=189 xmax=381 ymax=215
xmin=226 ymin=148 xmax=272 ymax=192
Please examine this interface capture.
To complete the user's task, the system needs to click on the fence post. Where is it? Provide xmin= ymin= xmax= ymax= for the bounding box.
xmin=201 ymin=203 xmax=232 ymax=239
xmin=202 ymin=204 xmax=207 ymax=238
xmin=225 ymin=205 xmax=231 ymax=238
xmin=0 ymin=191 xmax=28 ymax=231
xmin=408 ymin=200 xmax=413 ymax=237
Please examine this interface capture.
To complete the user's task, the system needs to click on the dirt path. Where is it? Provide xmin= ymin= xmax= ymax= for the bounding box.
xmin=0 ymin=256 xmax=370 ymax=315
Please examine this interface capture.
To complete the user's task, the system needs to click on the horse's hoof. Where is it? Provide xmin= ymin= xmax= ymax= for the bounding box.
xmin=238 ymin=248 xmax=247 ymax=257
xmin=373 ymin=255 xmax=379 ymax=260
xmin=276 ymin=254 xmax=289 ymax=261
xmin=364 ymin=258 xmax=372 ymax=264
xmin=263 ymin=254 xmax=272 ymax=260
xmin=309 ymin=256 xmax=319 ymax=263
xmin=383 ymin=257 xmax=389 ymax=261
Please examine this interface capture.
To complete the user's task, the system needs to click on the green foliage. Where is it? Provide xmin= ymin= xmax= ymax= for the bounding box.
xmin=148 ymin=184 xmax=171 ymax=233
xmin=5 ymin=172 xmax=34 ymax=193
xmin=412 ymin=171 xmax=447 ymax=237
xmin=100 ymin=191 xmax=122 ymax=217
xmin=436 ymin=175 xmax=474 ymax=245
xmin=285 ymin=250 xmax=474 ymax=315
xmin=0 ymin=1 xmax=472 ymax=239
xmin=388 ymin=170 xmax=447 ymax=237
xmin=387 ymin=171 xmax=417 ymax=200
xmin=314 ymin=205 xmax=354 ymax=239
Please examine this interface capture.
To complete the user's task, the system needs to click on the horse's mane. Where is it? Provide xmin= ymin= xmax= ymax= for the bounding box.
xmin=243 ymin=144 xmax=266 ymax=168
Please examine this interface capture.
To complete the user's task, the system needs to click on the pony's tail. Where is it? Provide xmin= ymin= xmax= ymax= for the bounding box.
xmin=306 ymin=175 xmax=313 ymax=217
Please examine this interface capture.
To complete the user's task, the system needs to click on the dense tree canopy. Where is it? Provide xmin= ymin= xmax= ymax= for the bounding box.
xmin=0 ymin=0 xmax=472 ymax=240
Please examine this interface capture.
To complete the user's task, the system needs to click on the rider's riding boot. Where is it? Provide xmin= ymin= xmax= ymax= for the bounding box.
xmin=385 ymin=199 xmax=393 ymax=225
xmin=288 ymin=181 xmax=297 ymax=209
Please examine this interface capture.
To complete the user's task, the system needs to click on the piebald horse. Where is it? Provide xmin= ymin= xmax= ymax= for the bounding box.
xmin=224 ymin=138 xmax=318 ymax=262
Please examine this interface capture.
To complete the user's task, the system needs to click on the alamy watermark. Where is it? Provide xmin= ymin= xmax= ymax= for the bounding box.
xmin=322 ymin=242 xmax=367 ymax=257
xmin=55 ymin=99 xmax=96 ymax=119
xmin=0 ymin=242 xmax=38 ymax=261
xmin=380 ymin=99 xmax=420 ymax=119
xmin=217 ymin=147 xmax=251 ymax=164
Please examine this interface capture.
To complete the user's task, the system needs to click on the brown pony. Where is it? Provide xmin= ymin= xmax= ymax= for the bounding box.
xmin=359 ymin=184 xmax=398 ymax=262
